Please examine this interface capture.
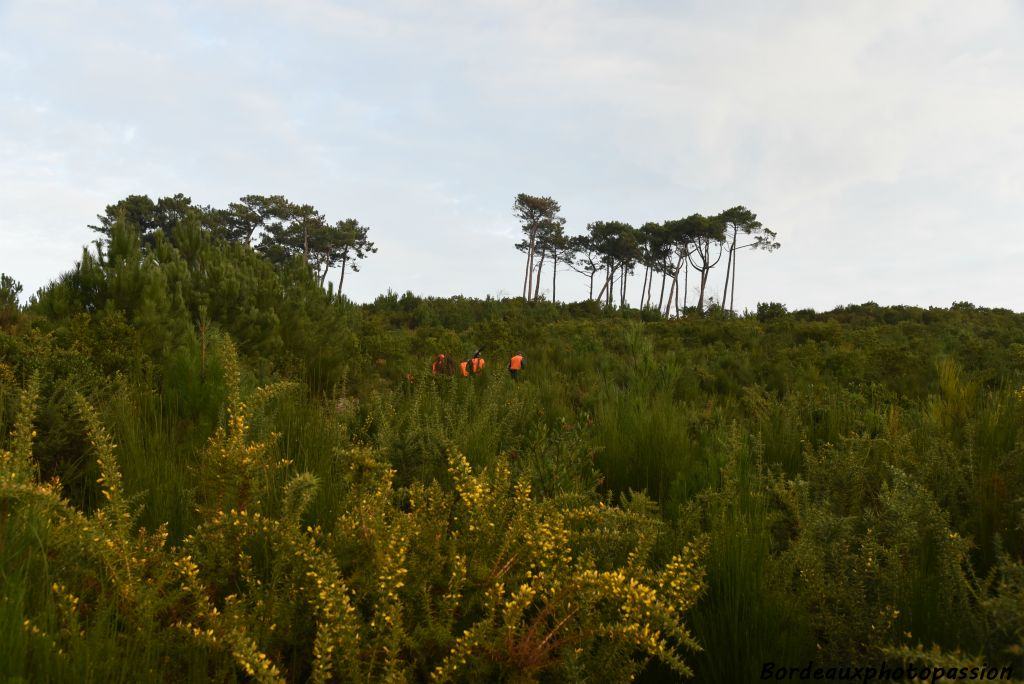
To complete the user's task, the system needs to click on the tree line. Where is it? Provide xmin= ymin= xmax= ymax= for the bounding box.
xmin=83 ymin=191 xmax=777 ymax=314
xmin=89 ymin=193 xmax=376 ymax=295
xmin=513 ymin=193 xmax=779 ymax=315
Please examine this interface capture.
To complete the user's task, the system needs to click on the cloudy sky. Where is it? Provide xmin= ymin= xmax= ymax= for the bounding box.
xmin=2 ymin=1 xmax=1022 ymax=312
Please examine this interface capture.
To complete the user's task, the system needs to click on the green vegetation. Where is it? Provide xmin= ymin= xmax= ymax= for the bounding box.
xmin=1 ymin=210 xmax=1023 ymax=681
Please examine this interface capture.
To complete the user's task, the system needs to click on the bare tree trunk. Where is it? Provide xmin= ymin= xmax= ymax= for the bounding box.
xmin=528 ymin=246 xmax=536 ymax=299
xmin=697 ymin=266 xmax=709 ymax=313
xmin=675 ymin=278 xmax=682 ymax=317
xmin=589 ymin=271 xmax=595 ymax=300
xmin=672 ymin=254 xmax=686 ymax=317
xmin=683 ymin=256 xmax=689 ymax=314
xmin=729 ymin=249 xmax=738 ymax=314
xmin=640 ymin=266 xmax=649 ymax=308
xmin=722 ymin=230 xmax=736 ymax=310
xmin=533 ymin=250 xmax=546 ymax=301
xmin=551 ymin=253 xmax=558 ymax=303
xmin=338 ymin=258 xmax=348 ymax=295
xmin=692 ymin=240 xmax=724 ymax=314
xmin=662 ymin=258 xmax=674 ymax=316
xmin=658 ymin=269 xmax=667 ymax=312
xmin=318 ymin=258 xmax=328 ymax=287
xmin=675 ymin=259 xmax=684 ymax=317
xmin=523 ymin=251 xmax=530 ymax=298
xmin=522 ymin=231 xmax=536 ymax=299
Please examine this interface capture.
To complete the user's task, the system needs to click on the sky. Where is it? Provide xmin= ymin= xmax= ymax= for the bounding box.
xmin=1 ymin=0 xmax=1022 ymax=312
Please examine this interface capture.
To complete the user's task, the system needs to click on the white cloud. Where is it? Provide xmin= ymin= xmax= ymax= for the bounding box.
xmin=0 ymin=0 xmax=1021 ymax=310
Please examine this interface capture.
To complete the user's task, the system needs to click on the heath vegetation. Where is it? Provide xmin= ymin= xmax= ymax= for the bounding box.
xmin=1 ymin=199 xmax=1022 ymax=681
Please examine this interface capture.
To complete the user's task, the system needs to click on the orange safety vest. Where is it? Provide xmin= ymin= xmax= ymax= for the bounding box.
xmin=471 ymin=357 xmax=485 ymax=373
xmin=431 ymin=354 xmax=445 ymax=375
xmin=460 ymin=360 xmax=469 ymax=377
xmin=509 ymin=355 xmax=524 ymax=371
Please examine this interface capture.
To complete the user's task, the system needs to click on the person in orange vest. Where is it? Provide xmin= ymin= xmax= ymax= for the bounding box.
xmin=431 ymin=353 xmax=453 ymax=375
xmin=461 ymin=350 xmax=485 ymax=377
xmin=507 ymin=351 xmax=526 ymax=381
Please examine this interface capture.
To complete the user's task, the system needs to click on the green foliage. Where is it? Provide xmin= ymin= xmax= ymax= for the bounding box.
xmin=0 ymin=274 xmax=22 ymax=329
xmin=4 ymin=229 xmax=1024 ymax=680
xmin=756 ymin=301 xmax=787 ymax=321
xmin=1 ymin=341 xmax=706 ymax=682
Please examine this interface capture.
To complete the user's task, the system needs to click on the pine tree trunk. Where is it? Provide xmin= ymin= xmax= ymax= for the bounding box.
xmin=683 ymin=256 xmax=689 ymax=314
xmin=676 ymin=261 xmax=684 ymax=317
xmin=675 ymin=278 xmax=681 ymax=317
xmin=729 ymin=249 xmax=738 ymax=314
xmin=533 ymin=251 xmax=546 ymax=301
xmin=665 ymin=277 xmax=674 ymax=317
xmin=658 ymin=270 xmax=667 ymax=312
xmin=722 ymin=230 xmax=736 ymax=310
xmin=552 ymin=253 xmax=558 ymax=303
xmin=338 ymin=258 xmax=348 ymax=295
xmin=523 ymin=230 xmax=536 ymax=299
xmin=697 ymin=263 xmax=708 ymax=313
xmin=674 ymin=253 xmax=686 ymax=317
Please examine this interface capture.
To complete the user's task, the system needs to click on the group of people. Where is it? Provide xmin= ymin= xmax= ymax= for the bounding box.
xmin=431 ymin=350 xmax=526 ymax=380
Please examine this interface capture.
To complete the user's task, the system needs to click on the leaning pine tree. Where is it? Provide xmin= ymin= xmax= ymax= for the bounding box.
xmin=513 ymin=193 xmax=564 ymax=300
xmin=717 ymin=205 xmax=779 ymax=315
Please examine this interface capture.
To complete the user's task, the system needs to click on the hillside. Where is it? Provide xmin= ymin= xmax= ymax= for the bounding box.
xmin=1 ymin=227 xmax=1022 ymax=682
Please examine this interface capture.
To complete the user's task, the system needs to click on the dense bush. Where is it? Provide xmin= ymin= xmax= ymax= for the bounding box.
xmin=1 ymin=343 xmax=705 ymax=682
xmin=1 ymin=236 xmax=1023 ymax=680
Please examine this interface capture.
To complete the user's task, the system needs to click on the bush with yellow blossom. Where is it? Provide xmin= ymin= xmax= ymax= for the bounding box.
xmin=1 ymin=339 xmax=706 ymax=682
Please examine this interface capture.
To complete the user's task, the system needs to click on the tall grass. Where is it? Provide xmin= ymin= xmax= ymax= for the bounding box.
xmin=103 ymin=384 xmax=200 ymax=540
xmin=686 ymin=433 xmax=816 ymax=681
xmin=4 ymin=304 xmax=1024 ymax=680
